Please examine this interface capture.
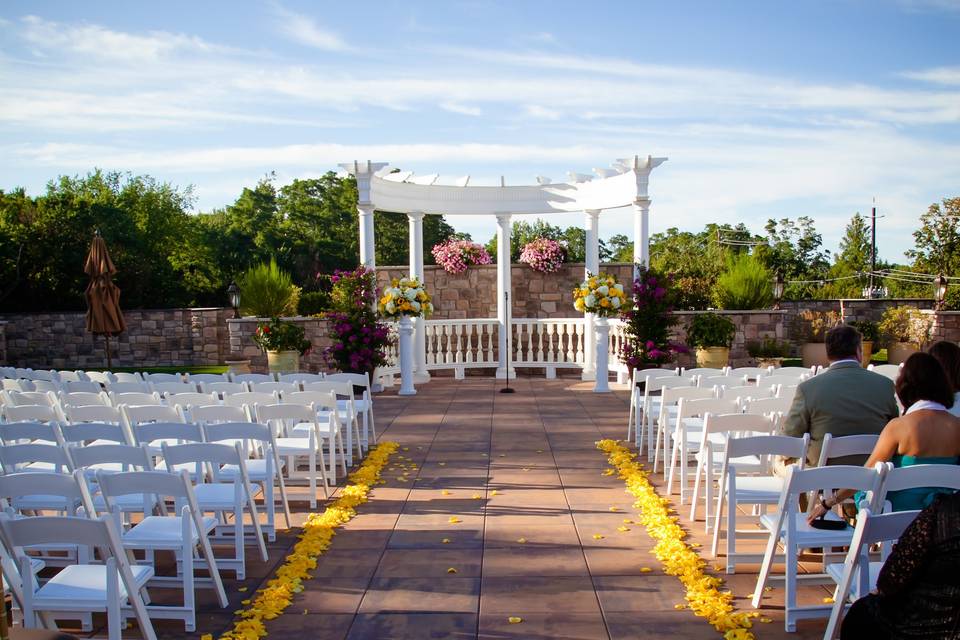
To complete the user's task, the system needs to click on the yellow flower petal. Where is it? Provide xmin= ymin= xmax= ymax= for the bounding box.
xmin=516 ymin=537 xmax=527 ymax=544
xmin=441 ymin=538 xmax=451 ymax=544
xmin=448 ymin=516 xmax=461 ymax=524
xmin=592 ymin=534 xmax=605 ymax=540
xmin=507 ymin=616 xmax=523 ymax=624
xmin=639 ymin=567 xmax=653 ymax=573
xmin=441 ymin=490 xmax=452 ymax=496
xmin=472 ymin=494 xmax=483 ymax=500
xmin=491 ymin=490 xmax=500 ymax=496
xmin=447 ymin=567 xmax=458 ymax=574
xmin=823 ymin=597 xmax=835 ymax=604
xmin=609 ymin=506 xmax=621 ymax=512
xmin=617 ymin=526 xmax=630 ymax=532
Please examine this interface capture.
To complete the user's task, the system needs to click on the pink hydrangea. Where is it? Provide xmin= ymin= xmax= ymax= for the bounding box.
xmin=519 ymin=237 xmax=566 ymax=273
xmin=431 ymin=239 xmax=492 ymax=274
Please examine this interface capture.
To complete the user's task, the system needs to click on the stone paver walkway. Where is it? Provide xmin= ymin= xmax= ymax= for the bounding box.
xmin=253 ymin=377 xmax=827 ymax=640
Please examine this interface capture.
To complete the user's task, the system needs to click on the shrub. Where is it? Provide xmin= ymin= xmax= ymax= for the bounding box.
xmin=686 ymin=312 xmax=736 ymax=348
xmin=791 ymin=309 xmax=842 ymax=342
xmin=879 ymin=306 xmax=934 ymax=345
xmin=252 ymin=318 xmax=311 ymax=354
xmin=323 ymin=267 xmax=394 ymax=376
xmin=238 ymin=259 xmax=299 ymax=317
xmin=747 ymin=337 xmax=791 ymax=358
xmin=713 ymin=253 xmax=773 ymax=310
xmin=297 ymin=291 xmax=330 ymax=316
xmin=848 ymin=319 xmax=879 ymax=343
xmin=619 ymin=266 xmax=686 ymax=368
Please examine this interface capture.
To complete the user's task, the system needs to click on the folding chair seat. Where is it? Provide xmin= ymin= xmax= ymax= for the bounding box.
xmin=324 ymin=372 xmax=377 ymax=448
xmin=0 ymin=514 xmax=157 ymax=640
xmin=160 ymin=442 xmax=268 ymax=579
xmin=652 ymin=386 xmax=716 ymax=474
xmin=256 ymin=403 xmax=330 ymax=507
xmin=97 ymin=469 xmax=228 ymax=632
xmin=63 ymin=380 xmax=105 ymax=393
xmin=711 ymin=434 xmax=810 ymax=573
xmin=111 ymin=391 xmax=162 ymax=406
xmin=142 ymin=372 xmax=185 ymax=384
xmin=202 ymin=421 xmax=291 ymax=540
xmin=293 ymin=385 xmax=360 ymax=464
xmin=230 ymin=373 xmax=275 ymax=384
xmin=752 ymin=464 xmax=884 ymax=631
xmin=199 ymin=381 xmax=249 ymax=397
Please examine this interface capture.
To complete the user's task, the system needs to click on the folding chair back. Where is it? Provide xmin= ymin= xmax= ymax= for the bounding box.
xmin=142 ymin=372 xmax=184 ymax=384
xmin=164 ymin=392 xmax=220 ymax=411
xmin=132 ymin=422 xmax=204 ymax=447
xmin=55 ymin=370 xmax=86 ymax=383
xmin=0 ymin=421 xmax=62 ymax=445
xmin=69 ymin=444 xmax=154 ymax=473
xmin=2 ymin=391 xmax=58 ymax=408
xmin=868 ymin=363 xmax=901 ymax=382
xmin=2 ymin=403 xmax=62 ymax=424
xmin=0 ymin=470 xmax=96 ymax=515
xmin=231 ymin=373 xmax=275 ymax=384
xmin=65 ymin=404 xmax=123 ymax=425
xmin=223 ymin=391 xmax=278 ymax=413
xmin=190 ymin=404 xmax=248 ymax=424
xmin=873 ymin=462 xmax=960 ymax=512
xmin=107 ymin=381 xmax=152 ymax=394
xmin=776 ymin=366 xmax=817 ymax=377
xmin=682 ymin=367 xmax=727 ymax=377
xmin=741 ymin=396 xmax=793 ymax=418
xmin=0 ymin=443 xmax=73 ymax=474
xmin=152 ymin=382 xmax=200 ymax=395
xmin=817 ymin=433 xmax=880 ymax=468
xmin=121 ymin=403 xmax=185 ymax=427
xmin=189 ymin=373 xmax=229 ymax=384
xmin=757 ymin=374 xmax=806 ymax=388
xmin=720 ymin=385 xmax=774 ymax=403
xmin=60 ymin=390 xmax=112 ymax=408
xmin=83 ymin=371 xmax=115 ymax=385
xmin=111 ymin=372 xmax=143 ymax=383
xmin=110 ymin=391 xmax=161 ymax=406
xmin=728 ymin=366 xmax=772 ymax=379
xmin=63 ymin=380 xmax=105 ymax=393
xmin=60 ymin=422 xmax=132 ymax=446
xmin=199 ymin=381 xmax=250 ymax=396
xmin=278 ymin=372 xmax=326 ymax=385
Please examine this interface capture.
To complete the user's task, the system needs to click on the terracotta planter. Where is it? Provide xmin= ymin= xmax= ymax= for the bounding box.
xmin=860 ymin=341 xmax=873 ymax=368
xmin=696 ymin=346 xmax=730 ymax=369
xmin=267 ymin=350 xmax=300 ymax=374
xmin=801 ymin=342 xmax=830 ymax=368
xmin=887 ymin=342 xmax=919 ymax=366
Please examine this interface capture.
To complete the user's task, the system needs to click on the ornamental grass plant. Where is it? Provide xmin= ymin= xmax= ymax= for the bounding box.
xmin=713 ymin=253 xmax=773 ymax=310
xmin=239 ymin=259 xmax=300 ymax=318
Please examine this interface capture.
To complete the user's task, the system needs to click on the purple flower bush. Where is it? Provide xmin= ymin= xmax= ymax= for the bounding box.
xmin=619 ymin=266 xmax=687 ymax=369
xmin=431 ymin=238 xmax=492 ymax=274
xmin=519 ymin=237 xmax=566 ymax=273
xmin=323 ymin=267 xmax=394 ymax=376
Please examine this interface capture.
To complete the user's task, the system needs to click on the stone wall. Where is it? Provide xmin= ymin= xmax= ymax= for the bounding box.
xmin=227 ymin=317 xmax=333 ymax=373
xmin=377 ymin=262 xmax=634 ymax=320
xmin=672 ymin=310 xmax=786 ymax=368
xmin=0 ymin=308 xmax=232 ymax=369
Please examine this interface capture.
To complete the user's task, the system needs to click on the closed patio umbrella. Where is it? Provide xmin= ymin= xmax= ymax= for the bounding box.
xmin=84 ymin=231 xmax=126 ymax=367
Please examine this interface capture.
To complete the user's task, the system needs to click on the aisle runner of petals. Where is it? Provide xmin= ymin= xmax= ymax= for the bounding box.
xmin=596 ymin=439 xmax=757 ymax=640
xmin=210 ymin=441 xmax=400 ymax=640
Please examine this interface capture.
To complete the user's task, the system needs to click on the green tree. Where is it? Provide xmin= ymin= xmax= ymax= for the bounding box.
xmin=818 ymin=212 xmax=872 ymax=298
xmin=606 ymin=234 xmax=633 ymax=262
xmin=753 ymin=216 xmax=830 ymax=299
xmin=906 ymin=198 xmax=960 ymax=277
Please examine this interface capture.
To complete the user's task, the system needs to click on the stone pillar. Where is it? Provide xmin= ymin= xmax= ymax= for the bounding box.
xmin=496 ymin=213 xmax=515 ymax=379
xmin=633 ymin=197 xmax=651 ymax=274
xmin=582 ymin=209 xmax=601 ymax=381
xmin=338 ymin=160 xmax=388 ymax=269
xmin=408 ymin=212 xmax=429 ymax=382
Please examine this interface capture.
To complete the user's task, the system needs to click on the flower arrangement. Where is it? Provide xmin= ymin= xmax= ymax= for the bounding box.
xmin=573 ymin=272 xmax=629 ymax=317
xmin=791 ymin=309 xmax=842 ymax=343
xmin=323 ymin=267 xmax=393 ymax=375
xmin=215 ymin=441 xmax=399 ymax=640
xmin=519 ymin=237 xmax=566 ymax=273
xmin=619 ymin=267 xmax=686 ymax=369
xmin=378 ymin=277 xmax=434 ymax=319
xmin=879 ymin=305 xmax=934 ymax=346
xmin=251 ymin=318 xmax=312 ymax=355
xmin=597 ymin=439 xmax=758 ymax=638
xmin=431 ymin=238 xmax=492 ymax=274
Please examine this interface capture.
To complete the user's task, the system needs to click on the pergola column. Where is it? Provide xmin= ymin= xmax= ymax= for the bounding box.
xmin=633 ymin=197 xmax=651 ymax=275
xmin=407 ymin=212 xmax=429 ymax=382
xmin=338 ymin=160 xmax=388 ymax=270
xmin=582 ymin=209 xmax=601 ymax=381
xmin=495 ymin=213 xmax=515 ymax=379
xmin=358 ymin=205 xmax=375 ymax=268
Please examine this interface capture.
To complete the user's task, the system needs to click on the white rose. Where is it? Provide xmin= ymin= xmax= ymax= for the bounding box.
xmin=411 ymin=300 xmax=421 ymax=312
xmin=404 ymin=288 xmax=418 ymax=301
xmin=611 ymin=297 xmax=621 ymax=309
xmin=385 ymin=301 xmax=396 ymax=314
xmin=585 ymin=294 xmax=597 ymax=308
xmin=425 ymin=302 xmax=434 ymax=314
xmin=388 ymin=287 xmax=401 ymax=297
xmin=597 ymin=285 xmax=609 ymax=296
xmin=613 ymin=283 xmax=624 ymax=293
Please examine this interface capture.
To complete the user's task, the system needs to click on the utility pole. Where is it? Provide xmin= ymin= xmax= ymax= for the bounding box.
xmin=869 ymin=201 xmax=877 ymax=297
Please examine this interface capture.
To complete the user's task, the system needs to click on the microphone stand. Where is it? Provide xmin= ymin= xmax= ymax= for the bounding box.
xmin=500 ymin=290 xmax=515 ymax=394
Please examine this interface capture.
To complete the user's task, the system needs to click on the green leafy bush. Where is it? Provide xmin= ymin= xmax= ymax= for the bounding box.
xmin=686 ymin=313 xmax=736 ymax=348
xmin=879 ymin=306 xmax=933 ymax=345
xmin=252 ymin=318 xmax=311 ymax=354
xmin=713 ymin=253 xmax=773 ymax=310
xmin=747 ymin=337 xmax=791 ymax=358
xmin=848 ymin=319 xmax=879 ymax=342
xmin=238 ymin=259 xmax=300 ymax=317
xmin=298 ymin=291 xmax=330 ymax=316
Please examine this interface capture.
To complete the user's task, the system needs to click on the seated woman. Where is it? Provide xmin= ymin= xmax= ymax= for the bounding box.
xmin=840 ymin=491 xmax=960 ymax=640
xmin=808 ymin=352 xmax=960 ymax=516
xmin=929 ymin=340 xmax=960 ymax=418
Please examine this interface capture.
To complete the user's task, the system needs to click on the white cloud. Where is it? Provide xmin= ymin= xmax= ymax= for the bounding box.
xmin=440 ymin=102 xmax=483 ymax=117
xmin=902 ymin=66 xmax=960 ymax=85
xmin=524 ymin=105 xmax=561 ymax=120
xmin=271 ymin=4 xmax=348 ymax=51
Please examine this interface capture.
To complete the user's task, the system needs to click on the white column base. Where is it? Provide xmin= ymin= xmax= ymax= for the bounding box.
xmin=414 ymin=371 xmax=432 ymax=383
xmin=594 ymin=317 xmax=611 ymax=393
xmin=495 ymin=368 xmax=517 ymax=380
xmin=581 ymin=369 xmax=597 ymax=381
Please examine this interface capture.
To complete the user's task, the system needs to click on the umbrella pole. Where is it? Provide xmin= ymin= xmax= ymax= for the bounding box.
xmin=104 ymin=334 xmax=112 ymax=369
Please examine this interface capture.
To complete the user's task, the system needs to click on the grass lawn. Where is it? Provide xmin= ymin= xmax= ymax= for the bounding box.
xmin=781 ymin=348 xmax=888 ymax=369
xmin=85 ymin=365 xmax=229 ymax=375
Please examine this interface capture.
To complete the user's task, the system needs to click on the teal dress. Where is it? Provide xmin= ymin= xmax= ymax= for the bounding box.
xmin=886 ymin=454 xmax=960 ymax=512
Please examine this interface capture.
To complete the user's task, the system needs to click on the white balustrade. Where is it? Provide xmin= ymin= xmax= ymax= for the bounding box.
xmin=511 ymin=318 xmax=586 ymax=379
xmin=423 ymin=319 xmax=499 ymax=379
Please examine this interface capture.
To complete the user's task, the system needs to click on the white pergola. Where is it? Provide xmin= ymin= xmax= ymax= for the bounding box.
xmin=339 ymin=156 xmax=667 ymax=381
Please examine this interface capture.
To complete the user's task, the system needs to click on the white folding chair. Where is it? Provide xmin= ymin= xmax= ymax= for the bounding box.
xmin=60 ymin=421 xmax=133 ymax=448
xmin=190 ymin=404 xmax=248 ymax=425
xmin=296 ymin=383 xmax=361 ymax=464
xmin=752 ymin=464 xmax=883 ymax=631
xmin=1 ymin=390 xmax=58 ymax=408
xmin=151 ymin=382 xmax=200 ymax=396
xmin=1 ymin=403 xmax=65 ymax=425
xmin=84 ymin=371 xmax=116 ymax=386
xmin=249 ymin=381 xmax=301 ymax=395
xmin=278 ymin=372 xmax=325 ymax=385
xmin=25 ymin=370 xmax=59 ymax=383
xmin=108 ymin=382 xmax=153 ymax=394
xmin=0 ymin=421 xmax=62 ymax=446
xmin=1 ymin=379 xmax=32 ymax=392
xmin=199 ymin=381 xmax=250 ymax=397
xmin=626 ymin=368 xmax=677 ymax=445
xmin=69 ymin=444 xmax=159 ymax=518
xmin=653 ymin=386 xmax=716 ymax=474
xmin=871 ymin=462 xmax=960 ymax=513
xmin=712 ymin=434 xmax=810 ymax=573
xmin=111 ymin=372 xmax=143 ymax=383
xmin=0 ymin=469 xmax=96 ymax=519
xmin=96 ymin=469 xmax=229 ymax=631
xmin=0 ymin=513 xmax=157 ymax=640
xmin=664 ymin=397 xmax=740 ymax=503
xmin=203 ymin=421 xmax=291 ymax=539
xmin=231 ymin=373 xmax=275 ymax=384
xmin=823 ymin=507 xmax=920 ymax=640
xmin=54 ymin=370 xmax=87 ymax=383
xmin=63 ymin=380 xmax=106 ymax=393
xmin=111 ymin=391 xmax=162 ymax=406
xmin=256 ymin=403 xmax=330 ymax=507
xmin=60 ymin=390 xmax=112 ymax=407
xmin=636 ymin=375 xmax=691 ymax=453
xmin=223 ymin=391 xmax=278 ymax=417
xmin=686 ymin=412 xmax=775 ymax=526
xmin=142 ymin=372 xmax=185 ymax=384
xmin=817 ymin=433 xmax=881 ymax=468
xmin=160 ymin=442 xmax=268 ymax=579
xmin=189 ymin=373 xmax=229 ymax=385
xmin=867 ymin=363 xmax=901 ymax=382
xmin=324 ymin=372 xmax=377 ymax=448
xmin=64 ymin=404 xmax=124 ymax=430
xmin=0 ymin=444 xmax=73 ymax=475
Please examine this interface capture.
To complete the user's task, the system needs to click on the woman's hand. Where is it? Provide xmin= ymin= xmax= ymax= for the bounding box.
xmin=807 ymin=499 xmax=829 ymax=525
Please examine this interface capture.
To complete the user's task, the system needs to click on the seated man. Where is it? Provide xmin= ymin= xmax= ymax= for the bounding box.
xmin=775 ymin=324 xmax=899 ymax=476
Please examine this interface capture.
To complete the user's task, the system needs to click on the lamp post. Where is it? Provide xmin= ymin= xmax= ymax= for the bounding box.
xmin=935 ymin=274 xmax=948 ymax=310
xmin=227 ymin=282 xmax=241 ymax=319
xmin=772 ymin=272 xmax=784 ymax=310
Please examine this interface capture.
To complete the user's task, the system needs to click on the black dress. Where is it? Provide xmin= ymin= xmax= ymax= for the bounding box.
xmin=842 ymin=492 xmax=960 ymax=639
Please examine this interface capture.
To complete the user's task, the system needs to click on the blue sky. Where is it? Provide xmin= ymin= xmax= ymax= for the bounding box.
xmin=1 ymin=0 xmax=959 ymax=262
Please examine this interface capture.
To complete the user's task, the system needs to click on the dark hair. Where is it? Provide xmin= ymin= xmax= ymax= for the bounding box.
xmin=928 ymin=341 xmax=960 ymax=394
xmin=895 ymin=352 xmax=955 ymax=410
xmin=825 ymin=324 xmax=861 ymax=361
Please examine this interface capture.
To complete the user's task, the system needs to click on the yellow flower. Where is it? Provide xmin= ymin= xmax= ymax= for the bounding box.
xmin=447 ymin=567 xmax=458 ymax=574
xmin=507 ymin=616 xmax=523 ymax=624
xmin=448 ymin=516 xmax=461 ymax=524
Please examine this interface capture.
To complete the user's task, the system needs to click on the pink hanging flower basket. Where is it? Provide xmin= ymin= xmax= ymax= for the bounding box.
xmin=431 ymin=239 xmax=492 ymax=274
xmin=519 ymin=237 xmax=566 ymax=273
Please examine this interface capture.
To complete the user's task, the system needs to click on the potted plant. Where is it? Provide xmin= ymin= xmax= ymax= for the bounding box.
xmin=252 ymin=317 xmax=312 ymax=373
xmin=848 ymin=319 xmax=879 ymax=367
xmin=323 ymin=267 xmax=394 ymax=378
xmin=619 ymin=267 xmax=686 ymax=379
xmin=431 ymin=238 xmax=492 ymax=274
xmin=686 ymin=312 xmax=736 ymax=368
xmin=879 ymin=306 xmax=933 ymax=365
xmin=746 ymin=337 xmax=791 ymax=369
xmin=791 ymin=309 xmax=841 ymax=368
xmin=519 ymin=237 xmax=566 ymax=273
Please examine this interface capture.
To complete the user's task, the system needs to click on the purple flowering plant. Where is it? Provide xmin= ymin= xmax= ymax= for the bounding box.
xmin=519 ymin=237 xmax=566 ymax=273
xmin=323 ymin=266 xmax=394 ymax=375
xmin=619 ymin=266 xmax=687 ymax=369
xmin=431 ymin=238 xmax=492 ymax=274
